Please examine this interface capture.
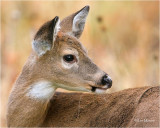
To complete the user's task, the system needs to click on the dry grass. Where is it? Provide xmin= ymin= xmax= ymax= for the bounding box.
xmin=1 ymin=1 xmax=159 ymax=127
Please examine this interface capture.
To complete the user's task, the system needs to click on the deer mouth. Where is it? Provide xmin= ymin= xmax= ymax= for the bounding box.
xmin=91 ymin=86 xmax=109 ymax=94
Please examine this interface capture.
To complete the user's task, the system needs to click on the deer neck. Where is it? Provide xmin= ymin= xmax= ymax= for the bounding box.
xmin=7 ymin=58 xmax=57 ymax=127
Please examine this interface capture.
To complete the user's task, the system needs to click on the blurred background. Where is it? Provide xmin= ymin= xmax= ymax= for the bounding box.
xmin=1 ymin=1 xmax=159 ymax=127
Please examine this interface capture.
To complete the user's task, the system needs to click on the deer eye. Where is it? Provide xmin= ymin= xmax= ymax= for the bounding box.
xmin=63 ymin=54 xmax=76 ymax=63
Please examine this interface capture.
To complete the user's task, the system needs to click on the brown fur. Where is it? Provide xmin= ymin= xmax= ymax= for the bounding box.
xmin=7 ymin=6 xmax=158 ymax=127
xmin=42 ymin=86 xmax=159 ymax=127
xmin=7 ymin=33 xmax=102 ymax=127
xmin=7 ymin=6 xmax=106 ymax=127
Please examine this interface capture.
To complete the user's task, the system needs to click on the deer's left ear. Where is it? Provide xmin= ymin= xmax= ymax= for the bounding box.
xmin=60 ymin=6 xmax=90 ymax=39
xmin=32 ymin=16 xmax=60 ymax=57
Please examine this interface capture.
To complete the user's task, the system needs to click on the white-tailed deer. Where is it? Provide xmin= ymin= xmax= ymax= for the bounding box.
xmin=7 ymin=6 xmax=159 ymax=127
xmin=7 ymin=6 xmax=112 ymax=127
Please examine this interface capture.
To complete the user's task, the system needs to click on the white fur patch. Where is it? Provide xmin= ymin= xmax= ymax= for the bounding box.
xmin=32 ymin=40 xmax=52 ymax=57
xmin=53 ymin=18 xmax=61 ymax=42
xmin=27 ymin=81 xmax=56 ymax=100
xmin=61 ymin=59 xmax=74 ymax=69
xmin=61 ymin=58 xmax=79 ymax=69
xmin=95 ymin=88 xmax=107 ymax=94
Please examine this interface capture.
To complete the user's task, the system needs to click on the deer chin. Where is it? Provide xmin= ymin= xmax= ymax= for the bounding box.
xmin=91 ymin=85 xmax=109 ymax=94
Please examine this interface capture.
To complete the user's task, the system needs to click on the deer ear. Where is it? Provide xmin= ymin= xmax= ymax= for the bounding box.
xmin=32 ymin=16 xmax=60 ymax=57
xmin=60 ymin=6 xmax=89 ymax=39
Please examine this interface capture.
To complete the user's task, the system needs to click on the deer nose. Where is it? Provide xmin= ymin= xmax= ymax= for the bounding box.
xmin=101 ymin=74 xmax=112 ymax=88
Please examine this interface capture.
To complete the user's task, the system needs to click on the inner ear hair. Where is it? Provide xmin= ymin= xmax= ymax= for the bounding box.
xmin=32 ymin=16 xmax=60 ymax=57
xmin=72 ymin=6 xmax=90 ymax=38
xmin=60 ymin=6 xmax=90 ymax=39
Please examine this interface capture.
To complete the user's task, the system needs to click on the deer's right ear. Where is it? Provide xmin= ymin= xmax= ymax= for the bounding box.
xmin=32 ymin=16 xmax=60 ymax=57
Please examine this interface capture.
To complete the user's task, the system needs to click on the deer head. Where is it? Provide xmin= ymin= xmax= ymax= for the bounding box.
xmin=31 ymin=6 xmax=112 ymax=94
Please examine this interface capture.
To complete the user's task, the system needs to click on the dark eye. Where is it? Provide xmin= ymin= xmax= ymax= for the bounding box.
xmin=63 ymin=54 xmax=76 ymax=63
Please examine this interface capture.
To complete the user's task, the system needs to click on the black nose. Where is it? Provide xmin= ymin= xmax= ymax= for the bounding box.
xmin=101 ymin=75 xmax=112 ymax=88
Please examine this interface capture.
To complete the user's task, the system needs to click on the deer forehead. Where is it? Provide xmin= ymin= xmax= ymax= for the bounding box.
xmin=56 ymin=33 xmax=88 ymax=54
xmin=62 ymin=48 xmax=79 ymax=55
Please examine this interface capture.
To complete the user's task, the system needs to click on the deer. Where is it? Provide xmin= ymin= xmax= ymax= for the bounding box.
xmin=7 ymin=6 xmax=113 ymax=127
xmin=41 ymin=86 xmax=159 ymax=127
xmin=7 ymin=6 xmax=159 ymax=127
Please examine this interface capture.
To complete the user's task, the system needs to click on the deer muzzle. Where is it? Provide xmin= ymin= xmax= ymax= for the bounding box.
xmin=91 ymin=74 xmax=112 ymax=94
